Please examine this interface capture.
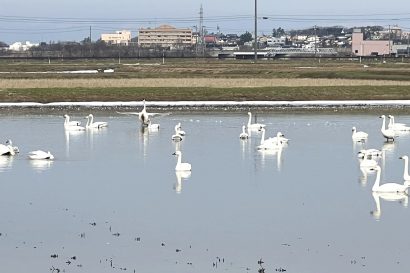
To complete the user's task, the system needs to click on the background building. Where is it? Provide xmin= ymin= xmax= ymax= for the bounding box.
xmin=138 ymin=25 xmax=193 ymax=49
xmin=9 ymin=41 xmax=39 ymax=51
xmin=352 ymin=29 xmax=391 ymax=56
xmin=101 ymin=30 xmax=131 ymax=45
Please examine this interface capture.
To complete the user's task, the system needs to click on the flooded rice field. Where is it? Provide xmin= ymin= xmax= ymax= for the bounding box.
xmin=1 ymin=109 xmax=410 ymax=273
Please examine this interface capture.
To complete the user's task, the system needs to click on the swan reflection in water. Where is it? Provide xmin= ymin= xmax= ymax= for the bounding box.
xmin=0 ymin=156 xmax=13 ymax=172
xmin=380 ymin=141 xmax=396 ymax=169
xmin=65 ymin=129 xmax=85 ymax=157
xmin=240 ymin=130 xmax=253 ymax=161
xmin=174 ymin=171 xmax=191 ymax=194
xmin=139 ymin=126 xmax=159 ymax=160
xmin=359 ymin=166 xmax=376 ymax=186
xmin=258 ymin=144 xmax=286 ymax=171
xmin=29 ymin=159 xmax=54 ymax=172
xmin=371 ymin=192 xmax=408 ymax=220
xmin=352 ymin=139 xmax=366 ymax=154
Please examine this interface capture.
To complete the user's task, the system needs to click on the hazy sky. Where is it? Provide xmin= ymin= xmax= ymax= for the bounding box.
xmin=2 ymin=0 xmax=410 ymax=43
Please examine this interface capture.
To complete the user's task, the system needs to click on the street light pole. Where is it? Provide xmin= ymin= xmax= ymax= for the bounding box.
xmin=254 ymin=0 xmax=257 ymax=62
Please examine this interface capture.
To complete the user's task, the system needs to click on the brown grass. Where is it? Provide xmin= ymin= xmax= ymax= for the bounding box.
xmin=2 ymin=78 xmax=410 ymax=89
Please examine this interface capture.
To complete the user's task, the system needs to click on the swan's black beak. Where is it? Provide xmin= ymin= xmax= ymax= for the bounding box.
xmin=172 ymin=152 xmax=176 ymax=155
xmin=400 ymin=156 xmax=404 ymax=159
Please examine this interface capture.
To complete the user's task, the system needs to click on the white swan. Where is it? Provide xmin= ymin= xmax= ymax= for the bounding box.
xmin=85 ymin=114 xmax=108 ymax=129
xmin=258 ymin=128 xmax=285 ymax=145
xmin=379 ymin=115 xmax=395 ymax=141
xmin=388 ymin=115 xmax=410 ymax=131
xmin=28 ymin=150 xmax=54 ymax=160
xmin=176 ymin=122 xmax=186 ymax=136
xmin=400 ymin=155 xmax=410 ymax=181
xmin=257 ymin=128 xmax=283 ymax=150
xmin=351 ymin=127 xmax=368 ymax=141
xmin=171 ymin=124 xmax=183 ymax=141
xmin=247 ymin=112 xmax=266 ymax=130
xmin=64 ymin=115 xmax=85 ymax=130
xmin=271 ymin=132 xmax=289 ymax=144
xmin=63 ymin=114 xmax=81 ymax=127
xmin=117 ymin=99 xmax=161 ymax=127
xmin=173 ymin=151 xmax=191 ymax=171
xmin=239 ymin=125 xmax=249 ymax=139
xmin=0 ymin=140 xmax=18 ymax=156
xmin=371 ymin=165 xmax=409 ymax=193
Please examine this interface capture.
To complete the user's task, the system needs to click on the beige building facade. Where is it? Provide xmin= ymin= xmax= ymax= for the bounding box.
xmin=101 ymin=30 xmax=131 ymax=45
xmin=138 ymin=25 xmax=193 ymax=48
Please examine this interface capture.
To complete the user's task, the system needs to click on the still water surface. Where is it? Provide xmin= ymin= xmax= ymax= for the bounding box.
xmin=1 ymin=110 xmax=410 ymax=273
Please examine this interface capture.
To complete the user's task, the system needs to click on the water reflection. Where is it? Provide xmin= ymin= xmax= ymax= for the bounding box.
xmin=29 ymin=159 xmax=54 ymax=172
xmin=139 ymin=126 xmax=159 ymax=159
xmin=85 ymin=126 xmax=108 ymax=151
xmin=65 ymin=129 xmax=85 ymax=156
xmin=0 ymin=156 xmax=14 ymax=172
xmin=258 ymin=144 xmax=286 ymax=171
xmin=371 ymin=192 xmax=408 ymax=220
xmin=352 ymin=140 xmax=366 ymax=154
xmin=359 ymin=166 xmax=376 ymax=186
xmin=174 ymin=171 xmax=191 ymax=194
xmin=381 ymin=142 xmax=396 ymax=168
xmin=174 ymin=140 xmax=181 ymax=153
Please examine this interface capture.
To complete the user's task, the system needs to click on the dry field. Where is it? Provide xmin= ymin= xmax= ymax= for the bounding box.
xmin=2 ymin=78 xmax=410 ymax=89
xmin=1 ymin=59 xmax=410 ymax=102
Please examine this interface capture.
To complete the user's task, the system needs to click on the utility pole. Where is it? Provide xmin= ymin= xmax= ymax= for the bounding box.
xmin=389 ymin=25 xmax=391 ymax=56
xmin=254 ymin=0 xmax=257 ymax=62
xmin=89 ymin=26 xmax=92 ymax=57
xmin=314 ymin=25 xmax=317 ymax=57
xmin=199 ymin=4 xmax=204 ymax=57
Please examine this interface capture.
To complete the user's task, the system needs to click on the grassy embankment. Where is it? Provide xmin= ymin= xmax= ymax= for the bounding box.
xmin=1 ymin=59 xmax=410 ymax=102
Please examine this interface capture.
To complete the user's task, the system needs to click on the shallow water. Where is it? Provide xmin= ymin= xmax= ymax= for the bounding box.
xmin=1 ymin=110 xmax=410 ymax=273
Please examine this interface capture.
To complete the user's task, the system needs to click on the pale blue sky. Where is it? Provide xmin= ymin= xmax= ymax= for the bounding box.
xmin=2 ymin=0 xmax=410 ymax=43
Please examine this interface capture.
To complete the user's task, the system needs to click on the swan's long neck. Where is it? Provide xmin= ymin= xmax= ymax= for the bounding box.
xmin=242 ymin=126 xmax=246 ymax=134
xmin=260 ymin=129 xmax=265 ymax=144
xmin=177 ymin=153 xmax=182 ymax=165
xmin=247 ymin=113 xmax=252 ymax=126
xmin=86 ymin=116 xmax=91 ymax=127
xmin=381 ymin=116 xmax=386 ymax=130
xmin=388 ymin=117 xmax=394 ymax=127
xmin=372 ymin=169 xmax=381 ymax=191
xmin=404 ymin=157 xmax=410 ymax=180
